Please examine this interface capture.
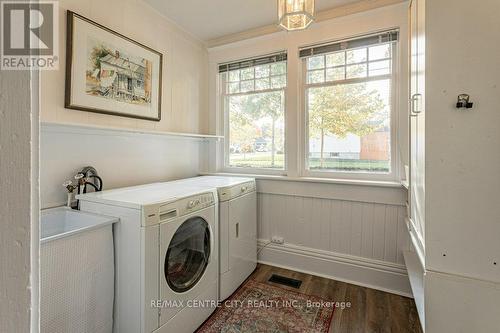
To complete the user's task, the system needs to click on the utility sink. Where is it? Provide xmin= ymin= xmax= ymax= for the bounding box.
xmin=40 ymin=206 xmax=118 ymax=243
xmin=40 ymin=206 xmax=117 ymax=332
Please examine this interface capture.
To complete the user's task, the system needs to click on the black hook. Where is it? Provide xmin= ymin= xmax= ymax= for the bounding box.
xmin=456 ymin=94 xmax=473 ymax=109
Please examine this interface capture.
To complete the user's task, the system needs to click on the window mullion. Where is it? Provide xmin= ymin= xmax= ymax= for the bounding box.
xmin=304 ymin=74 xmax=392 ymax=89
xmin=365 ymin=48 xmax=369 ymax=77
xmin=344 ymin=52 xmax=347 ymax=80
xmin=223 ymin=87 xmax=286 ymax=98
xmin=253 ymin=67 xmax=256 ymax=91
xmin=238 ymin=70 xmax=241 ymax=93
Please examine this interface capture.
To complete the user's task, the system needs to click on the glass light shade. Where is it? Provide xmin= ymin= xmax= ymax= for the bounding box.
xmin=278 ymin=0 xmax=315 ymax=31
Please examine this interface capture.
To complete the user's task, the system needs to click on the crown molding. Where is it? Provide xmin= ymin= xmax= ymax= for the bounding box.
xmin=207 ymin=0 xmax=406 ymax=48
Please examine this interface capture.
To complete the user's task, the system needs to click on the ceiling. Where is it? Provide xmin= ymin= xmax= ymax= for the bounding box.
xmin=144 ymin=0 xmax=364 ymax=42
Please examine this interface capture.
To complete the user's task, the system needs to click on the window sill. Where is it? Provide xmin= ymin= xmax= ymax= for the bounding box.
xmin=201 ymin=172 xmax=405 ymax=188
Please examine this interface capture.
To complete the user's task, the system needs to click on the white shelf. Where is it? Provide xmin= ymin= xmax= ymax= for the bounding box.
xmin=202 ymin=172 xmax=404 ymax=188
xmin=41 ymin=121 xmax=224 ymax=140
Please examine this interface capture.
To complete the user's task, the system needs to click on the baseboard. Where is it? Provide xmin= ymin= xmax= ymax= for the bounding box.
xmin=403 ymin=251 xmax=425 ymax=329
xmin=258 ymin=239 xmax=412 ymax=298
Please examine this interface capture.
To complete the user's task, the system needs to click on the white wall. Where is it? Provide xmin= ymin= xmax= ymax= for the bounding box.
xmin=423 ymin=0 xmax=500 ymax=331
xmin=0 ymin=58 xmax=38 ymax=331
xmin=425 ymin=271 xmax=500 ymax=333
xmin=206 ymin=3 xmax=411 ymax=295
xmin=425 ymin=0 xmax=500 ymax=284
xmin=40 ymin=0 xmax=211 ymax=208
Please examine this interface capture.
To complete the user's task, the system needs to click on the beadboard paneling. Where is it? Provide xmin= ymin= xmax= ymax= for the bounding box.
xmin=257 ymin=193 xmax=410 ymax=266
xmin=40 ymin=127 xmax=202 ymax=209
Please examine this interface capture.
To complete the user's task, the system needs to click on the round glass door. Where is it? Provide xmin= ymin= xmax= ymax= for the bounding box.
xmin=165 ymin=217 xmax=211 ymax=293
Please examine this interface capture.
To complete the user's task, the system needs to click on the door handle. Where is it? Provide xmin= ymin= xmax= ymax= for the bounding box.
xmin=235 ymin=222 xmax=239 ymax=238
xmin=410 ymin=93 xmax=422 ymax=116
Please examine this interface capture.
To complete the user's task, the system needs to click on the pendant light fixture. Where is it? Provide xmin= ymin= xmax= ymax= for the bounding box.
xmin=277 ymin=0 xmax=315 ymax=31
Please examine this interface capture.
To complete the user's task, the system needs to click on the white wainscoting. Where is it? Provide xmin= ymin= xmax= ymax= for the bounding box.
xmin=255 ymin=180 xmax=411 ymax=296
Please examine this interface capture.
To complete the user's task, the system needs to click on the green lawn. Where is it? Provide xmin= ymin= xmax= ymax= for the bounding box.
xmin=229 ymin=153 xmax=285 ymax=168
xmin=229 ymin=153 xmax=389 ymax=172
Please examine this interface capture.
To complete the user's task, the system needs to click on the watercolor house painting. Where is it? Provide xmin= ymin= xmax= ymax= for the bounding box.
xmin=86 ymin=42 xmax=152 ymax=106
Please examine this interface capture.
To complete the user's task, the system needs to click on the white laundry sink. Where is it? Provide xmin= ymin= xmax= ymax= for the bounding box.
xmin=40 ymin=207 xmax=117 ymax=333
xmin=41 ymin=206 xmax=117 ymax=243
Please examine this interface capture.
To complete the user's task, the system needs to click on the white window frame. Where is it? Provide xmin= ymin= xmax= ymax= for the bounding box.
xmin=299 ymin=42 xmax=400 ymax=181
xmin=219 ymin=57 xmax=288 ymax=175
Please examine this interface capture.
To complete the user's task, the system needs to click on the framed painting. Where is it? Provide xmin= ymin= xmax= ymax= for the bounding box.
xmin=65 ymin=11 xmax=163 ymax=121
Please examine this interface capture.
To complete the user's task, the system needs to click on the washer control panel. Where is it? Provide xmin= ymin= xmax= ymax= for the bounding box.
xmin=142 ymin=191 xmax=215 ymax=226
xmin=177 ymin=192 xmax=214 ymax=217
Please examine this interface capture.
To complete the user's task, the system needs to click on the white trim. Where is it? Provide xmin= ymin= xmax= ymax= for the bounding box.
xmin=220 ymin=167 xmax=287 ymax=176
xmin=221 ymin=86 xmax=285 ymax=98
xmin=407 ymin=217 xmax=425 ymax=268
xmin=201 ymin=172 xmax=406 ymax=205
xmin=258 ymin=239 xmax=412 ymax=297
xmin=403 ymin=251 xmax=425 ymax=331
xmin=41 ymin=121 xmax=223 ymax=140
xmin=202 ymin=172 xmax=403 ymax=188
xmin=31 ymin=60 xmax=41 ymax=333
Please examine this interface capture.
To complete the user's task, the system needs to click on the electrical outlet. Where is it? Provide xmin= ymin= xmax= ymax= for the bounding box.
xmin=271 ymin=236 xmax=284 ymax=244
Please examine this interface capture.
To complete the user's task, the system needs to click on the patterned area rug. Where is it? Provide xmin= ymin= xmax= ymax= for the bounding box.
xmin=197 ymin=279 xmax=334 ymax=333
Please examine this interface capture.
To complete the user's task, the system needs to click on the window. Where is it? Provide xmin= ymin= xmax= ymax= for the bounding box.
xmin=220 ymin=53 xmax=287 ymax=170
xmin=301 ymin=31 xmax=398 ymax=176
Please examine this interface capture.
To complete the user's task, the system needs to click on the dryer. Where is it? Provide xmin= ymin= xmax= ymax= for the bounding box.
xmin=170 ymin=176 xmax=257 ymax=300
xmin=77 ymin=183 xmax=219 ymax=333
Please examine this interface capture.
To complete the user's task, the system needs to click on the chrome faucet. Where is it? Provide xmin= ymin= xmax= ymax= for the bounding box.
xmin=63 ymin=166 xmax=104 ymax=209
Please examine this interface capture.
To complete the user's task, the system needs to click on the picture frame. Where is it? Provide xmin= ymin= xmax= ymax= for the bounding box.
xmin=65 ymin=11 xmax=163 ymax=121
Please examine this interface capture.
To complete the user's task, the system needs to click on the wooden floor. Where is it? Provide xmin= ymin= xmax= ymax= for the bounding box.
xmin=250 ymin=264 xmax=423 ymax=333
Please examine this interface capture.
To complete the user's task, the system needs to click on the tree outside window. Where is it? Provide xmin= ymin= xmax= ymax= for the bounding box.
xmin=222 ymin=61 xmax=287 ymax=170
xmin=305 ymin=44 xmax=393 ymax=173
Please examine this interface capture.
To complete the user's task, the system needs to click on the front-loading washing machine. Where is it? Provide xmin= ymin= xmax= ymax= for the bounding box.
xmin=77 ymin=183 xmax=219 ymax=333
xmin=156 ymin=190 xmax=218 ymax=333
xmin=169 ymin=176 xmax=257 ymax=300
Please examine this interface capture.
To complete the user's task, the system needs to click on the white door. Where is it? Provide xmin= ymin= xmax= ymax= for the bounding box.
xmin=409 ymin=0 xmax=426 ymax=257
xmin=228 ymin=192 xmax=257 ymax=272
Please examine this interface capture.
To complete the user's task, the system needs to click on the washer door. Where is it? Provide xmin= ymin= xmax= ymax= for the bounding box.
xmin=164 ymin=217 xmax=211 ymax=293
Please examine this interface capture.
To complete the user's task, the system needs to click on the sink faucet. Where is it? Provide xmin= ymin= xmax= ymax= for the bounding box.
xmin=62 ymin=180 xmax=78 ymax=208
xmin=63 ymin=166 xmax=104 ymax=210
